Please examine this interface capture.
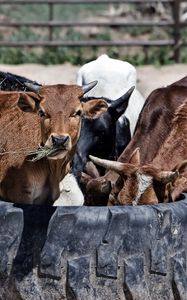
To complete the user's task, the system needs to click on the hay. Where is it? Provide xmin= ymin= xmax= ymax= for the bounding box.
xmin=28 ymin=145 xmax=54 ymax=161
xmin=0 ymin=145 xmax=54 ymax=162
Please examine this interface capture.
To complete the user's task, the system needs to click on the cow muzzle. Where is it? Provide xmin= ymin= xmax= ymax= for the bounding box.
xmin=46 ymin=134 xmax=71 ymax=159
xmin=51 ymin=135 xmax=69 ymax=148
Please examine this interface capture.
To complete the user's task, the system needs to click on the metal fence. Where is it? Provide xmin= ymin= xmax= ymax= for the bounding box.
xmin=0 ymin=0 xmax=186 ymax=62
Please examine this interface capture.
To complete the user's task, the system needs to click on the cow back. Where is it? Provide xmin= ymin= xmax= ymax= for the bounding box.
xmin=119 ymin=80 xmax=187 ymax=164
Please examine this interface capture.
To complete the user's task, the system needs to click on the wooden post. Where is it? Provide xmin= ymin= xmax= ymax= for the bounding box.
xmin=172 ymin=0 xmax=181 ymax=62
xmin=49 ymin=2 xmax=54 ymax=41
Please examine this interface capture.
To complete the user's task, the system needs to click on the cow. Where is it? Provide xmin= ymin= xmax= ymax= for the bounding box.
xmin=84 ymin=76 xmax=187 ymax=205
xmin=73 ymin=54 xmax=145 ymax=183
xmin=0 ymin=82 xmax=108 ymax=204
xmin=72 ymin=86 xmax=134 ymax=180
xmin=89 ymin=98 xmax=187 ymax=205
xmin=0 ymin=71 xmax=85 ymax=206
xmin=76 ymin=54 xmax=145 ymax=156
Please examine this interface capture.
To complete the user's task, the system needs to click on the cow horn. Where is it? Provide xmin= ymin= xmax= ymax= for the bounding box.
xmin=89 ymin=155 xmax=125 ymax=173
xmin=82 ymin=80 xmax=98 ymax=94
xmin=25 ymin=82 xmax=41 ymax=93
xmin=110 ymin=86 xmax=135 ymax=109
xmin=160 ymin=171 xmax=179 ymax=183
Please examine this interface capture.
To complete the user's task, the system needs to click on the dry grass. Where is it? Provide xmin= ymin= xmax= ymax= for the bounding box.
xmin=0 ymin=145 xmax=54 ymax=161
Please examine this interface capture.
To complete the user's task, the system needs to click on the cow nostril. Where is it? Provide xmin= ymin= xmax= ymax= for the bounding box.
xmin=51 ymin=135 xmax=69 ymax=147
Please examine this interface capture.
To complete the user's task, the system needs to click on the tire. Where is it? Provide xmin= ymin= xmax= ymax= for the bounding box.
xmin=0 ymin=197 xmax=187 ymax=300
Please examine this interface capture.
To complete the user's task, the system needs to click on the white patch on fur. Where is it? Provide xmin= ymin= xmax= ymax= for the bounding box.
xmin=53 ymin=173 xmax=84 ymax=206
xmin=132 ymin=173 xmax=153 ymax=206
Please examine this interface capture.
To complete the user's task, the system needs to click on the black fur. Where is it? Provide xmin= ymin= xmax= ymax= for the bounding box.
xmin=0 ymin=71 xmax=41 ymax=92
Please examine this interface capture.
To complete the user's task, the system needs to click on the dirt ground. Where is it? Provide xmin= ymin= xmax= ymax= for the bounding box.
xmin=0 ymin=63 xmax=187 ymax=98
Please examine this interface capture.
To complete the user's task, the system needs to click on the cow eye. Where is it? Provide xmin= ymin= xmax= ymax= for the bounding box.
xmin=73 ymin=110 xmax=83 ymax=117
xmin=38 ymin=109 xmax=47 ymax=118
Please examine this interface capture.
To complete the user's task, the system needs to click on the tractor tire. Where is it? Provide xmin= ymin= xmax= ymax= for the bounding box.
xmin=0 ymin=197 xmax=187 ymax=300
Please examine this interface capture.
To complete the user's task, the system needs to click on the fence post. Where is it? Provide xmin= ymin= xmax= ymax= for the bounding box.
xmin=49 ymin=2 xmax=54 ymax=41
xmin=172 ymin=0 xmax=181 ymax=62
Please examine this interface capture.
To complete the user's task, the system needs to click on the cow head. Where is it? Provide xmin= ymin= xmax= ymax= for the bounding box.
xmin=18 ymin=82 xmax=108 ymax=160
xmin=72 ymin=86 xmax=134 ymax=179
xmin=89 ymin=148 xmax=184 ymax=205
xmin=164 ymin=159 xmax=187 ymax=202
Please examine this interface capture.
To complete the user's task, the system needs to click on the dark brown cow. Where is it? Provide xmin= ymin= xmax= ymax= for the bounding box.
xmin=0 ymin=83 xmax=108 ymax=204
xmin=89 ymin=98 xmax=187 ymax=205
xmin=84 ymin=76 xmax=187 ymax=205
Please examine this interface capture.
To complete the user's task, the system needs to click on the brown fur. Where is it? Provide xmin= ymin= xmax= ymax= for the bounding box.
xmin=85 ymin=76 xmax=187 ymax=205
xmin=94 ymin=99 xmax=187 ymax=205
xmin=0 ymin=85 xmax=107 ymax=204
xmin=150 ymin=100 xmax=187 ymax=201
xmin=0 ymin=92 xmax=41 ymax=182
xmin=119 ymin=77 xmax=187 ymax=164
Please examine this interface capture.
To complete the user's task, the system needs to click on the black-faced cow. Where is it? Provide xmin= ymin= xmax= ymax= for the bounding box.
xmin=72 ymin=87 xmax=134 ymax=180
xmin=76 ymin=54 xmax=145 ymax=138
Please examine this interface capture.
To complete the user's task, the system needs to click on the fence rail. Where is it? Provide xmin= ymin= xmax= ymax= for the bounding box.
xmin=0 ymin=0 xmax=186 ymax=62
xmin=0 ymin=0 xmax=176 ymax=3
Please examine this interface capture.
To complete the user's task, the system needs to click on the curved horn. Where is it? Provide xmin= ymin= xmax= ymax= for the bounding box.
xmin=25 ymin=82 xmax=41 ymax=93
xmin=110 ymin=86 xmax=135 ymax=109
xmin=82 ymin=80 xmax=98 ymax=94
xmin=89 ymin=155 xmax=126 ymax=174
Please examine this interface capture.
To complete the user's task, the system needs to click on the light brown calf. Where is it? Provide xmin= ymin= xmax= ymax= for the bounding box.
xmin=0 ymin=82 xmax=108 ymax=204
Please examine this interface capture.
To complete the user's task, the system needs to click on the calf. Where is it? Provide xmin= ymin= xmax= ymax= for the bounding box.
xmin=0 ymin=71 xmax=85 ymax=206
xmin=72 ymin=87 xmax=134 ymax=179
xmin=0 ymin=82 xmax=107 ymax=204
xmin=84 ymin=76 xmax=187 ymax=205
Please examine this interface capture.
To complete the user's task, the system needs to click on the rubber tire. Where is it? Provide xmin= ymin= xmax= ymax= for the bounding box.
xmin=0 ymin=197 xmax=187 ymax=300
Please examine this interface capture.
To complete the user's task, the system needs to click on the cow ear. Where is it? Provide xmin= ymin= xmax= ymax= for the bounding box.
xmin=175 ymin=159 xmax=187 ymax=175
xmin=159 ymin=170 xmax=179 ymax=184
xmin=158 ymin=159 xmax=187 ymax=184
xmin=82 ymin=99 xmax=108 ymax=119
xmin=17 ymin=93 xmax=39 ymax=112
xmin=129 ymin=147 xmax=140 ymax=166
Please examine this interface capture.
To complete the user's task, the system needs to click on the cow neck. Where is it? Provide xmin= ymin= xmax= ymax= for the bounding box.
xmin=48 ymin=146 xmax=76 ymax=180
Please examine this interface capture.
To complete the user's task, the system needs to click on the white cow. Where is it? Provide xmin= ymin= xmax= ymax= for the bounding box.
xmin=77 ymin=54 xmax=145 ymax=136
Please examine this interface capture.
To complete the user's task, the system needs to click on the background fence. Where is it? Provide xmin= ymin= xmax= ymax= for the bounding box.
xmin=0 ymin=0 xmax=186 ymax=63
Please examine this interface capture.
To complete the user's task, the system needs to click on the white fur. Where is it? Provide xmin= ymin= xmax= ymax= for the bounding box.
xmin=53 ymin=173 xmax=84 ymax=206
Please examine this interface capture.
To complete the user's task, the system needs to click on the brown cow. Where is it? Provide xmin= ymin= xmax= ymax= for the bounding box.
xmin=84 ymin=76 xmax=187 ymax=205
xmin=0 ymin=82 xmax=108 ymax=204
xmin=89 ymin=98 xmax=187 ymax=205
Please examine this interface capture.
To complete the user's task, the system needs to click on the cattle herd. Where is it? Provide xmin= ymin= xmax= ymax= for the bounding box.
xmin=0 ymin=54 xmax=187 ymax=206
